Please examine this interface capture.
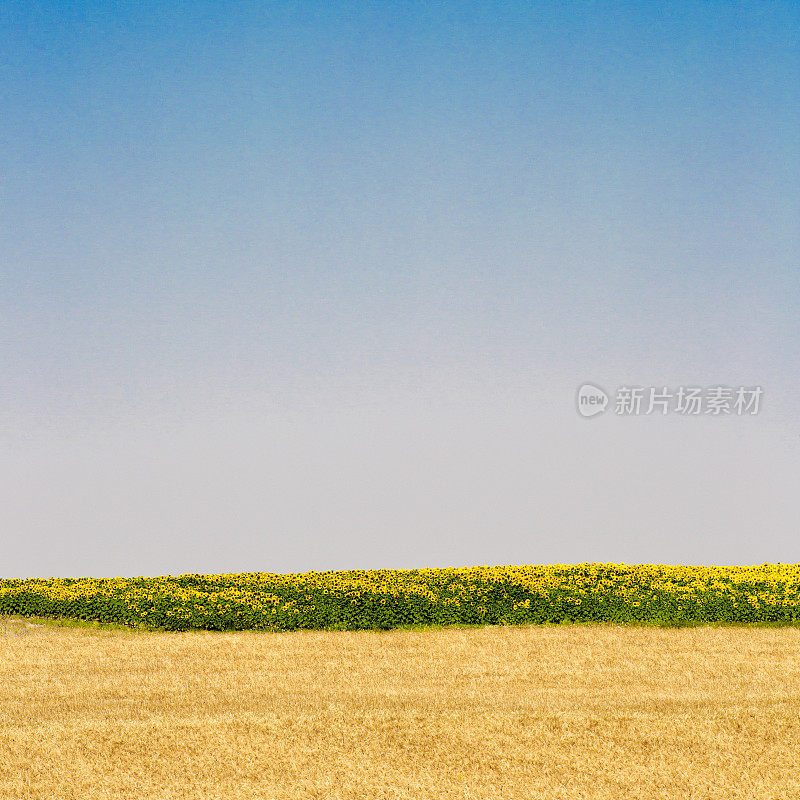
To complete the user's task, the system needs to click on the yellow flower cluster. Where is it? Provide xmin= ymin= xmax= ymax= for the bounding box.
xmin=2 ymin=563 xmax=799 ymax=631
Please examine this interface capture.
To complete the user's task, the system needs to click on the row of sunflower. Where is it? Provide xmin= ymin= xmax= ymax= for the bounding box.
xmin=1 ymin=564 xmax=800 ymax=631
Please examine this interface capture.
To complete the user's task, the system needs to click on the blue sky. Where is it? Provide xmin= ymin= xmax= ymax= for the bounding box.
xmin=1 ymin=1 xmax=799 ymax=577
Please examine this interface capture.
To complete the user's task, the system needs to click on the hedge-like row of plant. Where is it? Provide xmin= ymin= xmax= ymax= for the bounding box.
xmin=2 ymin=563 xmax=800 ymax=631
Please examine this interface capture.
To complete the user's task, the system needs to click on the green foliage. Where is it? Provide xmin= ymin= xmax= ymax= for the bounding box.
xmin=2 ymin=563 xmax=800 ymax=631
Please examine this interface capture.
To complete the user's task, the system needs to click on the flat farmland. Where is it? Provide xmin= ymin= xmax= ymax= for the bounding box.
xmin=1 ymin=619 xmax=799 ymax=799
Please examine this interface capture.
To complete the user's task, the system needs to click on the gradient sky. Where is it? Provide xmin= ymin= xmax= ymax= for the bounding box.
xmin=2 ymin=1 xmax=799 ymax=578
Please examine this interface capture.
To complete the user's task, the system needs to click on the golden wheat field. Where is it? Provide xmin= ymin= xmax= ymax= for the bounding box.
xmin=1 ymin=618 xmax=799 ymax=800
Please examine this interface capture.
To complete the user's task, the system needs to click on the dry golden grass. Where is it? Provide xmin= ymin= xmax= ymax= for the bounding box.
xmin=1 ymin=618 xmax=799 ymax=799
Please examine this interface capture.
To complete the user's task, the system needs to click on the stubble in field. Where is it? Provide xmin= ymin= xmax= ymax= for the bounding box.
xmin=1 ymin=618 xmax=799 ymax=799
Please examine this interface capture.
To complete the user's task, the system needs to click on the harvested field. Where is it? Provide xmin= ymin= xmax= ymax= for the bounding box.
xmin=1 ymin=618 xmax=799 ymax=799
